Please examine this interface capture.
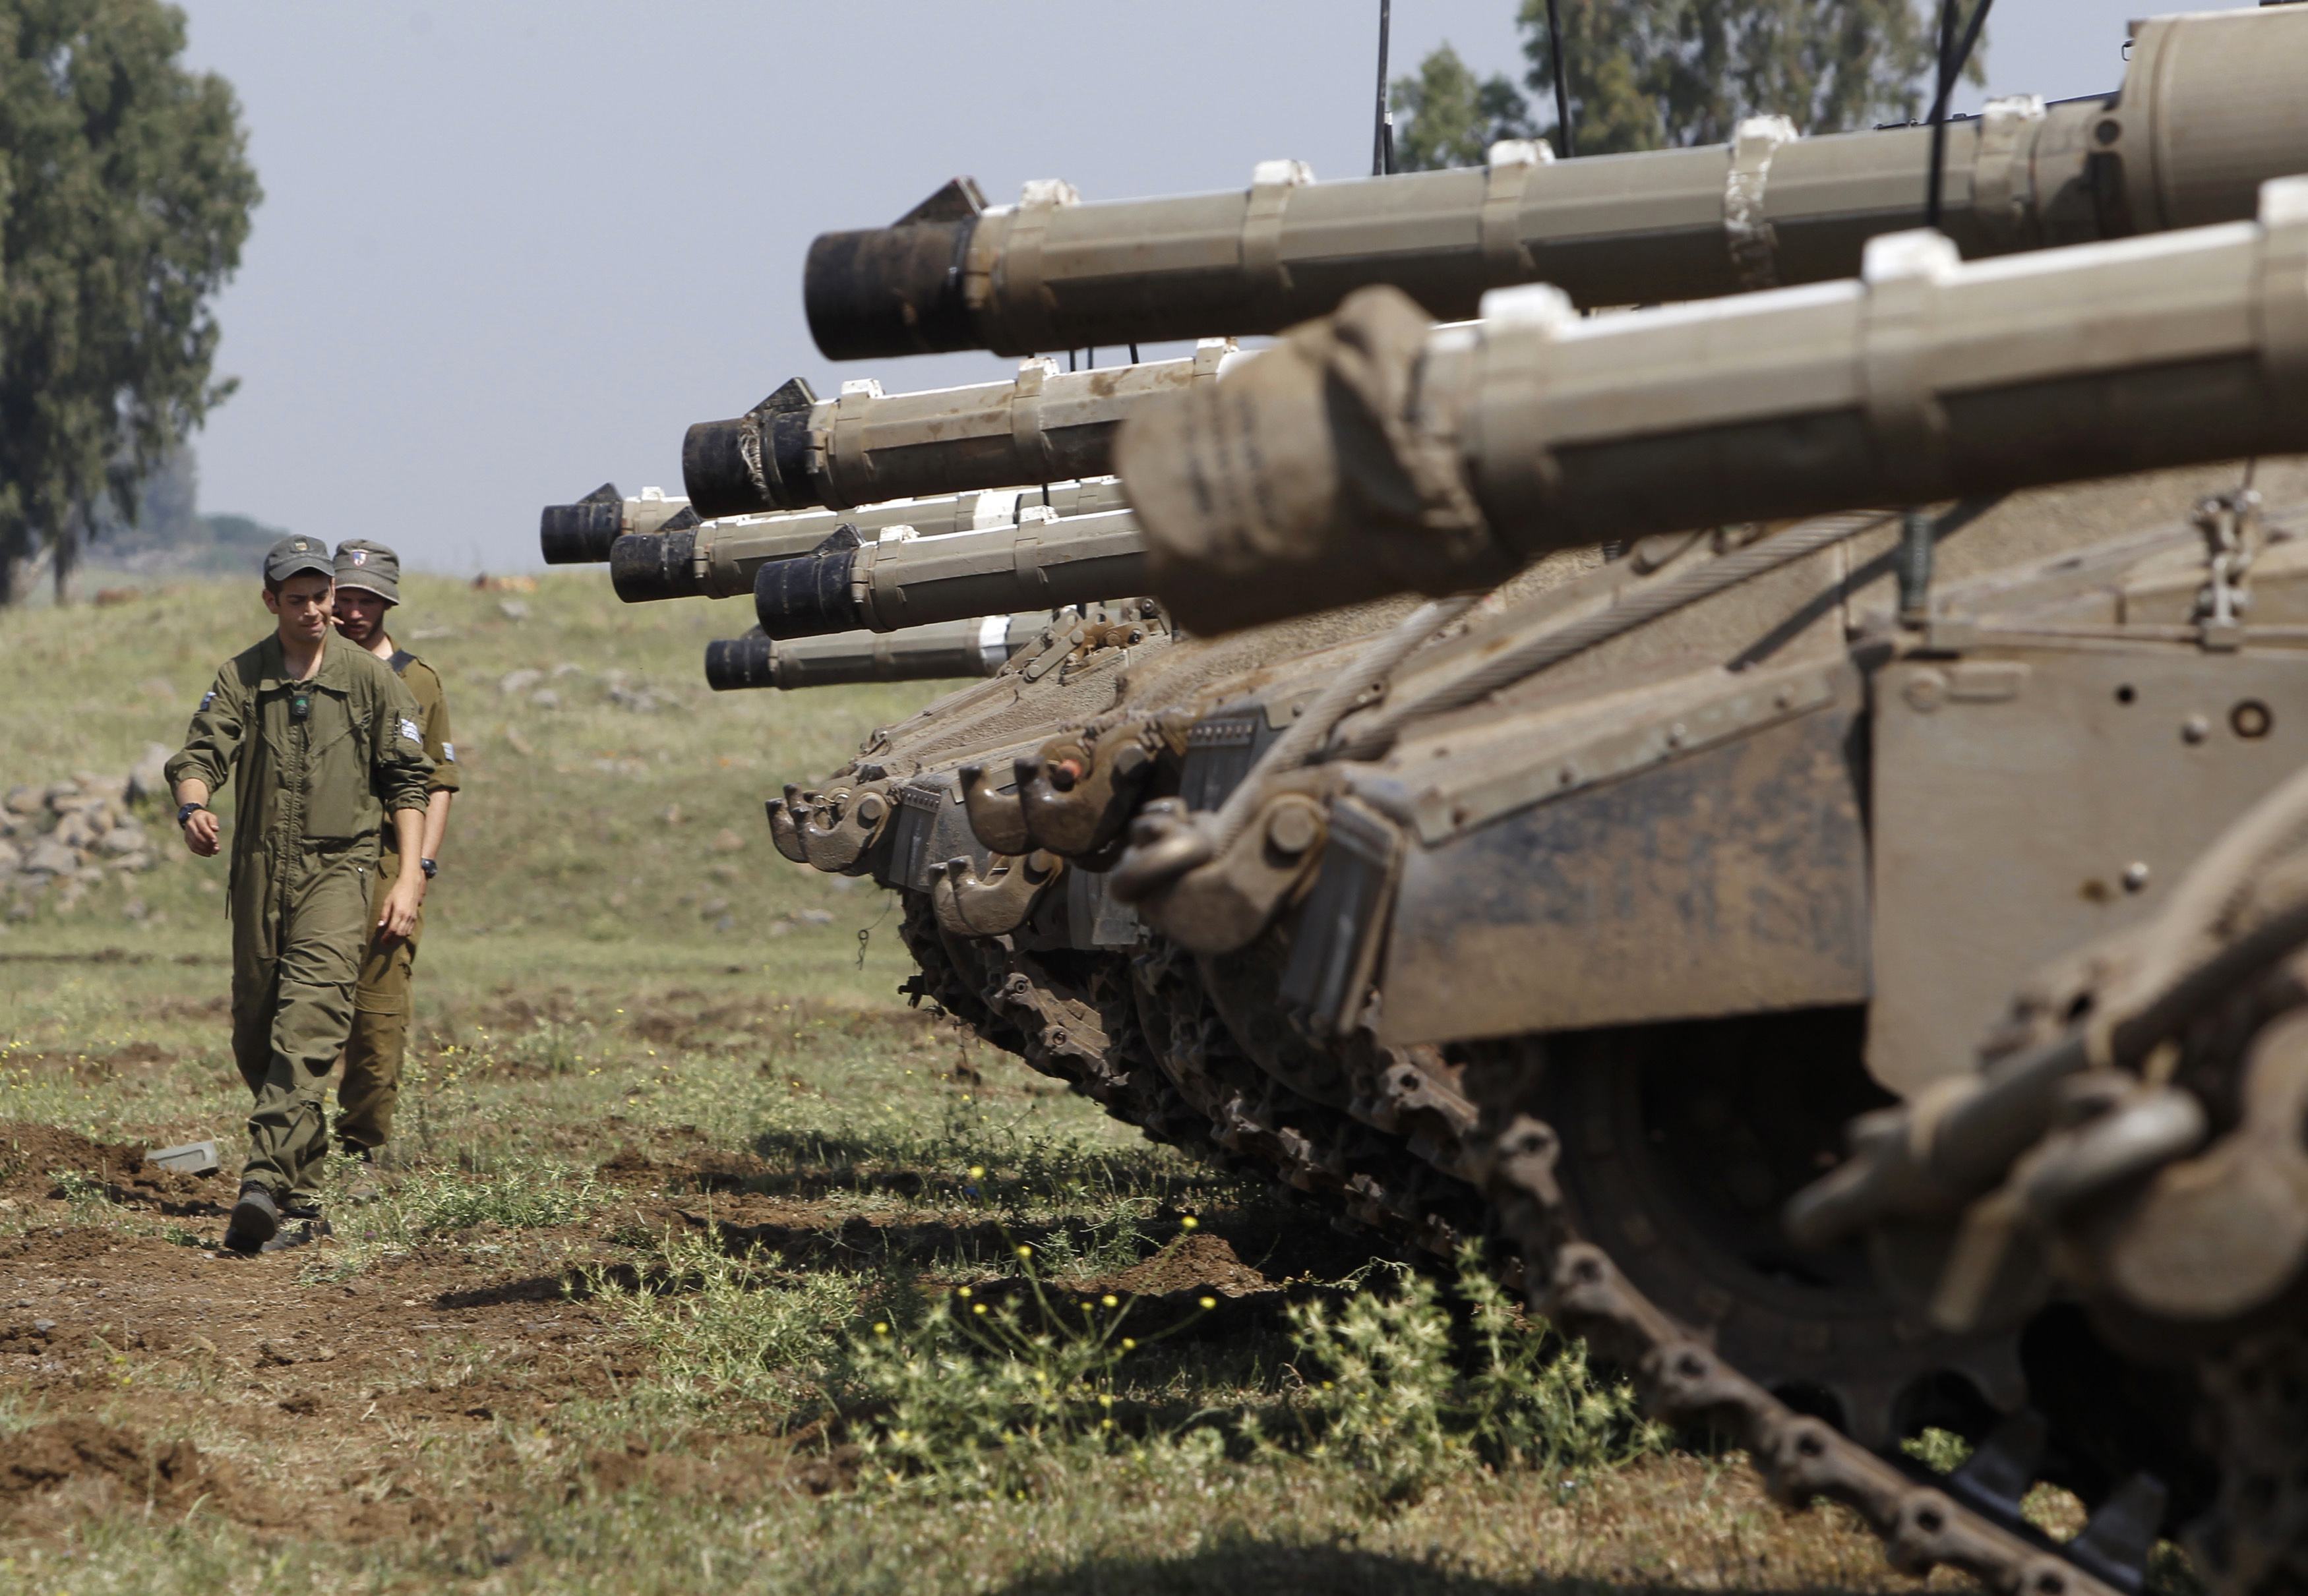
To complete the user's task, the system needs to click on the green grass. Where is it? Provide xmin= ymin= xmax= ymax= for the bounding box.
xmin=0 ymin=570 xmax=938 ymax=959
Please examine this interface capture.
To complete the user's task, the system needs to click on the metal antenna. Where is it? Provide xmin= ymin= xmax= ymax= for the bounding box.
xmin=1373 ymin=0 xmax=1394 ymax=176
xmin=1546 ymin=0 xmax=1574 ymax=156
xmin=1925 ymin=0 xmax=1993 ymax=231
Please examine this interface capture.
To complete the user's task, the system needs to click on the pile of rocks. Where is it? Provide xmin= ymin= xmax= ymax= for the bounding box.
xmin=2 ymin=744 xmax=169 ymax=920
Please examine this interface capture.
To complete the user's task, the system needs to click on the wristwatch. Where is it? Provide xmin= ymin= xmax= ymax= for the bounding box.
xmin=176 ymin=802 xmax=207 ymax=827
xmin=419 ymin=858 xmax=439 ymax=880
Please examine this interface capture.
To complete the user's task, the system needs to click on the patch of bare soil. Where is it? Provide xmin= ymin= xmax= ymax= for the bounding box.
xmin=0 ymin=1418 xmax=252 ymax=1531
xmin=595 ymin=1140 xmax=768 ymax=1193
xmin=0 ymin=1214 xmax=661 ymax=1545
xmin=0 ymin=1119 xmax=229 ymax=1214
xmin=3 ymin=1041 xmax=176 ymax=1080
xmin=138 ymin=992 xmax=229 ymax=1022
xmin=0 ymin=1121 xmax=146 ymax=1198
xmin=431 ymin=989 xmax=939 ymax=1057
xmin=0 ymin=1111 xmax=1377 ymax=1558
xmin=622 ymin=990 xmax=936 ymax=1051
xmin=576 ymin=1435 xmax=854 ymax=1502
xmin=1105 ymin=1233 xmax=1271 ymax=1297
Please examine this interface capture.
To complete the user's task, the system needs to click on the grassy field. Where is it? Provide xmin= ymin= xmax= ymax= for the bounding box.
xmin=0 ymin=574 xmax=1940 ymax=1595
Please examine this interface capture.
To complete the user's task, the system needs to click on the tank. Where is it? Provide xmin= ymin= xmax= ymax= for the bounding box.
xmin=564 ymin=96 xmax=2308 ymax=1596
xmin=753 ymin=218 xmax=2308 ymax=1596
xmin=804 ymin=5 xmax=2308 ymax=359
xmin=704 ymin=609 xmax=1103 ymax=692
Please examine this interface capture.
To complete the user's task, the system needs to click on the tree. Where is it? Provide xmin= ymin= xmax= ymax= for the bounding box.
xmin=1395 ymin=0 xmax=1978 ymax=167
xmin=1391 ymin=43 xmax=1536 ymax=173
xmin=0 ymin=0 xmax=260 ymax=603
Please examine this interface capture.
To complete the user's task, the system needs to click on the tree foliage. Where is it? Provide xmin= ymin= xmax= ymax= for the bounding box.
xmin=1393 ymin=0 xmax=1978 ymax=170
xmin=0 ymin=0 xmax=259 ymax=602
xmin=1391 ymin=43 xmax=1541 ymax=175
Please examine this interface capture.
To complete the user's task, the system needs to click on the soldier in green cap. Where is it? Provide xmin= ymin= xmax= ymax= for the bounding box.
xmin=317 ymin=539 xmax=458 ymax=1191
xmin=166 ymin=535 xmax=433 ymax=1254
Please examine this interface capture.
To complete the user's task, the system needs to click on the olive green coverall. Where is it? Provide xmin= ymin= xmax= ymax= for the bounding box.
xmin=332 ymin=649 xmax=458 ymax=1156
xmin=166 ymin=631 xmax=433 ymax=1198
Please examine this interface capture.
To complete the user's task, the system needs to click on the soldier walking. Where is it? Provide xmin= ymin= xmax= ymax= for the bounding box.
xmin=166 ymin=537 xmax=433 ymax=1255
xmin=315 ymin=539 xmax=457 ymax=1192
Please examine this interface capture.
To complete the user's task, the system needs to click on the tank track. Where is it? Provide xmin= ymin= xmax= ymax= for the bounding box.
xmin=2194 ymin=1332 xmax=2308 ymax=1596
xmin=892 ymin=887 xmax=2156 ymax=1596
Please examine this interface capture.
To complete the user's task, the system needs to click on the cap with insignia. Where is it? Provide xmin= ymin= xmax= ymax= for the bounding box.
xmin=333 ymin=539 xmax=402 ymax=605
xmin=264 ymin=535 xmax=335 ymax=584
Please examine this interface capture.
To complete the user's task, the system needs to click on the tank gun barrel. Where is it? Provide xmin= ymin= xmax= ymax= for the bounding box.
xmin=1118 ymin=178 xmax=2308 ymax=634
xmin=682 ymin=347 xmax=1235 ymax=519
xmin=753 ymin=508 xmax=1145 ymax=639
xmin=607 ymin=477 xmax=1129 ymax=603
xmin=806 ymin=7 xmax=2308 ymax=360
xmin=537 ymin=483 xmax=693 ymax=564
xmin=704 ymin=612 xmax=1049 ymax=691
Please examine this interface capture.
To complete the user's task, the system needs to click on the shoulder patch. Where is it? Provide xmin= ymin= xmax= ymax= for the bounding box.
xmin=398 ymin=716 xmax=423 ymax=745
xmin=440 ymin=742 xmax=456 ymax=762
xmin=198 ymin=688 xmax=217 ymax=712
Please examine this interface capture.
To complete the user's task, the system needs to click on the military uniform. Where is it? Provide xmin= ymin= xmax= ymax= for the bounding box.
xmin=330 ymin=540 xmax=458 ymax=1158
xmin=167 ymin=594 xmax=432 ymax=1207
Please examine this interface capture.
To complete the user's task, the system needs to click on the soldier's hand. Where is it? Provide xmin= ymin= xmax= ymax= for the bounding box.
xmin=181 ymin=810 xmax=222 ymax=857
xmin=378 ymin=876 xmax=423 ymax=943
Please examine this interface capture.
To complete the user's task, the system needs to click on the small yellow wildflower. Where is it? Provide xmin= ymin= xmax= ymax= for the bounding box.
xmin=1101 ymin=1293 xmax=1118 ymax=1308
xmin=968 ymin=1165 xmax=985 ymax=1179
xmin=973 ymin=1303 xmax=988 ymax=1315
xmin=872 ymin=1322 xmax=890 ymax=1335
xmin=1180 ymin=1216 xmax=1198 ymax=1230
xmin=1015 ymin=1243 xmax=1032 ymax=1259
xmin=1198 ymin=1296 xmax=1216 ymax=1311
xmin=1120 ymin=1338 xmax=1136 ymax=1350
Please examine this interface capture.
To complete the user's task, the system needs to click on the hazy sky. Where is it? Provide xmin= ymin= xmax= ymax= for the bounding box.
xmin=173 ymin=1 xmax=2228 ymax=573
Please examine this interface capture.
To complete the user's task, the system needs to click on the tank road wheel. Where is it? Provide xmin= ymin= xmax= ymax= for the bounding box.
xmin=1501 ymin=1007 xmax=2210 ymax=1523
xmin=1511 ymin=1009 xmax=2026 ymax=1450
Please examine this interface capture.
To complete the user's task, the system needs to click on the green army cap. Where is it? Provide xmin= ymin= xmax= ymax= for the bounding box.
xmin=264 ymin=535 xmax=334 ymax=584
xmin=334 ymin=539 xmax=402 ymax=605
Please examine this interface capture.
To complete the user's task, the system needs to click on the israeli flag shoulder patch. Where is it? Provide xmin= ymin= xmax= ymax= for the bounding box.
xmin=398 ymin=717 xmax=422 ymax=745
xmin=198 ymin=688 xmax=217 ymax=712
xmin=440 ymin=742 xmax=456 ymax=762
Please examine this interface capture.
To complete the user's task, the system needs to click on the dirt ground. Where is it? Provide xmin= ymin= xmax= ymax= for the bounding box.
xmin=0 ymin=1080 xmax=1948 ymax=1596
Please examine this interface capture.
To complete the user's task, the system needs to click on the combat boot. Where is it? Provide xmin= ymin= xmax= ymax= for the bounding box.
xmin=223 ymin=1183 xmax=280 ymax=1254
